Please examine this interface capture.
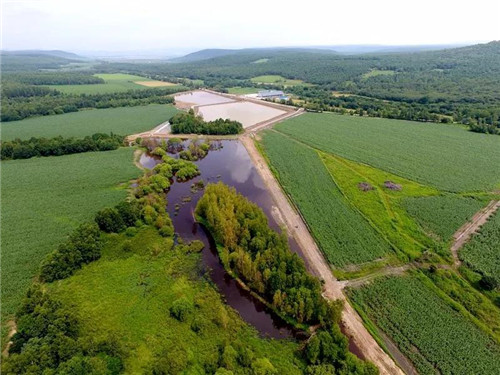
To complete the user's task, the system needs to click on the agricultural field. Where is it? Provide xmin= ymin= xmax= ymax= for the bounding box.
xmin=319 ymin=152 xmax=439 ymax=259
xmin=260 ymin=130 xmax=392 ymax=269
xmin=1 ymin=104 xmax=178 ymax=140
xmin=49 ymin=228 xmax=303 ymax=374
xmin=251 ymin=75 xmax=309 ymax=87
xmin=347 ymin=273 xmax=500 ymax=375
xmin=1 ymin=148 xmax=141 ymax=333
xmin=274 ymin=113 xmax=500 ymax=192
xmin=404 ymin=195 xmax=488 ymax=242
xmin=227 ymin=86 xmax=259 ymax=95
xmin=460 ymin=210 xmax=500 ymax=284
xmin=47 ymin=73 xmax=179 ymax=94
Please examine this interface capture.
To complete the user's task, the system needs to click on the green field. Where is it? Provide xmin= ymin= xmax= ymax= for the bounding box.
xmin=47 ymin=73 xmax=179 ymax=94
xmin=260 ymin=130 xmax=392 ymax=269
xmin=347 ymin=273 xmax=500 ymax=375
xmin=227 ymin=86 xmax=259 ymax=95
xmin=404 ymin=195 xmax=487 ymax=242
xmin=1 ymin=148 xmax=141 ymax=330
xmin=251 ymin=75 xmax=308 ymax=86
xmin=49 ymin=228 xmax=303 ymax=373
xmin=274 ymin=113 xmax=500 ymax=192
xmin=460 ymin=210 xmax=500 ymax=284
xmin=319 ymin=152 xmax=438 ymax=259
xmin=1 ymin=104 xmax=178 ymax=140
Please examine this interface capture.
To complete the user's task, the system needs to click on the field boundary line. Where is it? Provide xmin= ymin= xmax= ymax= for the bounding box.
xmin=451 ymin=200 xmax=500 ymax=266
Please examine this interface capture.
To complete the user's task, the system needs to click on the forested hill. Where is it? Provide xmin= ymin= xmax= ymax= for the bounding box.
xmin=170 ymin=47 xmax=338 ymax=63
xmin=0 ymin=51 xmax=85 ymax=71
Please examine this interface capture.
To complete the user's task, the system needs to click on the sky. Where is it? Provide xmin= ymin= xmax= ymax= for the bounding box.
xmin=2 ymin=0 xmax=499 ymax=55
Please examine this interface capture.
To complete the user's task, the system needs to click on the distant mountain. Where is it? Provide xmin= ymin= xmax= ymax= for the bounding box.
xmin=170 ymin=47 xmax=337 ymax=63
xmin=170 ymin=49 xmax=239 ymax=63
xmin=1 ymin=50 xmax=83 ymax=59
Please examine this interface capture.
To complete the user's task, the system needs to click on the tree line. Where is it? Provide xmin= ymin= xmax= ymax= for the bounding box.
xmin=1 ymin=87 xmax=181 ymax=122
xmin=1 ymin=133 xmax=124 ymax=160
xmin=195 ymin=182 xmax=378 ymax=374
xmin=4 ymin=72 xmax=105 ymax=85
xmin=170 ymin=109 xmax=243 ymax=135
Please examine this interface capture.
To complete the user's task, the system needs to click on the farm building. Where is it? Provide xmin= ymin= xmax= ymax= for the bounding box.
xmin=257 ymin=90 xmax=289 ymax=100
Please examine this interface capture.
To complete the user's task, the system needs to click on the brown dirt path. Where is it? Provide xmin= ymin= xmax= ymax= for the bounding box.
xmin=451 ymin=200 xmax=500 ymax=267
xmin=2 ymin=321 xmax=17 ymax=358
xmin=240 ymin=134 xmax=405 ymax=375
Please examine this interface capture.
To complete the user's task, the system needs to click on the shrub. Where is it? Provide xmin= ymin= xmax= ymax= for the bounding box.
xmin=40 ymin=223 xmax=102 ymax=282
xmin=95 ymin=207 xmax=125 ymax=233
xmin=170 ymin=297 xmax=193 ymax=322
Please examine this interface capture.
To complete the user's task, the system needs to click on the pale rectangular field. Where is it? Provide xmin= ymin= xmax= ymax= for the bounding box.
xmin=198 ymin=101 xmax=287 ymax=128
xmin=134 ymin=80 xmax=177 ymax=87
xmin=174 ymin=91 xmax=234 ymax=106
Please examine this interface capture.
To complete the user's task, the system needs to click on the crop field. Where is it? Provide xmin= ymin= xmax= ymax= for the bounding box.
xmin=1 ymin=148 xmax=140 ymax=330
xmin=347 ymin=273 xmax=500 ymax=375
xmin=47 ymin=73 xmax=179 ymax=94
xmin=251 ymin=75 xmax=308 ymax=86
xmin=1 ymin=104 xmax=178 ymax=140
xmin=49 ymin=228 xmax=304 ymax=373
xmin=274 ymin=113 xmax=500 ymax=192
xmin=260 ymin=130 xmax=392 ymax=268
xmin=404 ymin=195 xmax=487 ymax=242
xmin=319 ymin=152 xmax=438 ymax=258
xmin=460 ymin=210 xmax=500 ymax=284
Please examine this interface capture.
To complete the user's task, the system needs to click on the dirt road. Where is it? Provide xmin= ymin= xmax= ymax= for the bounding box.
xmin=451 ymin=200 xmax=500 ymax=266
xmin=240 ymin=134 xmax=404 ymax=375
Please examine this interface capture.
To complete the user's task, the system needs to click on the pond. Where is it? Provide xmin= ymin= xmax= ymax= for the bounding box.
xmin=141 ymin=140 xmax=301 ymax=338
xmin=197 ymin=101 xmax=287 ymax=128
xmin=139 ymin=140 xmax=365 ymax=356
xmin=174 ymin=91 xmax=234 ymax=106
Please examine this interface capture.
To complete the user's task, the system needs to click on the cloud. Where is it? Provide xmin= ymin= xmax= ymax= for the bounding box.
xmin=2 ymin=0 xmax=499 ymax=51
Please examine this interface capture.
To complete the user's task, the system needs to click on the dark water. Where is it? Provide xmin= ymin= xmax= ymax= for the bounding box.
xmin=140 ymin=140 xmax=365 ymax=356
xmin=141 ymin=140 xmax=298 ymax=338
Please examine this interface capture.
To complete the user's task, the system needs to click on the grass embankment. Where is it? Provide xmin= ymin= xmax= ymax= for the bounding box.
xmin=1 ymin=148 xmax=141 ymax=339
xmin=47 ymin=73 xmax=179 ymax=94
xmin=1 ymin=104 xmax=178 ymax=140
xmin=49 ymin=228 xmax=303 ymax=373
xmin=274 ymin=112 xmax=500 ymax=192
xmin=347 ymin=273 xmax=500 ymax=375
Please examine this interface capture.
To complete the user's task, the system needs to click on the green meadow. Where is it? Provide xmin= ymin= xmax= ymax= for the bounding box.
xmin=1 ymin=104 xmax=178 ymax=140
xmin=47 ymin=73 xmax=179 ymax=94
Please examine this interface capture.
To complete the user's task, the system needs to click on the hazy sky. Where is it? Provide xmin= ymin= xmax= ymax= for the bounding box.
xmin=2 ymin=0 xmax=499 ymax=53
